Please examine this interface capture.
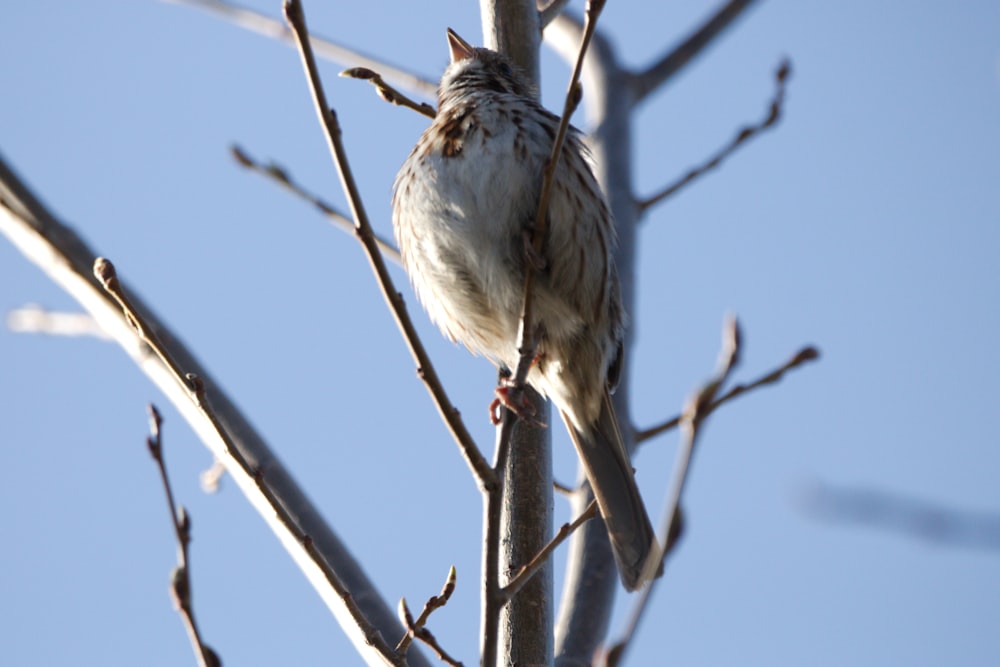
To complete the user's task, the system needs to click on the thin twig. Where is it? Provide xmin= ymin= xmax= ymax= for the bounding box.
xmin=94 ymin=258 xmax=200 ymax=396
xmin=398 ymin=597 xmax=464 ymax=666
xmin=396 ymin=567 xmax=461 ymax=664
xmin=340 ymin=67 xmax=436 ymax=119
xmin=481 ymin=405 xmax=515 ymax=667
xmin=230 ymin=145 xmax=402 ymax=266
xmin=145 ymin=404 xmax=221 ymax=667
xmin=282 ymin=0 xmax=495 ymax=492
xmin=6 ymin=304 xmax=110 ymax=339
xmin=637 ymin=58 xmax=791 ymax=213
xmin=503 ymin=0 xmax=607 ymax=427
xmin=543 ymin=16 xmax=646 ymax=660
xmin=635 ymin=343 xmax=818 ymax=444
xmin=553 ymin=479 xmax=576 ymax=495
xmin=500 ymin=499 xmax=598 ymax=602
xmin=607 ymin=316 xmax=742 ymax=667
xmin=629 ymin=0 xmax=760 ymax=105
xmin=162 ymin=0 xmax=438 ymax=98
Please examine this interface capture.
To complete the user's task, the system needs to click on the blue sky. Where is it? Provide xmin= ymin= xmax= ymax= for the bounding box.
xmin=2 ymin=1 xmax=998 ymax=665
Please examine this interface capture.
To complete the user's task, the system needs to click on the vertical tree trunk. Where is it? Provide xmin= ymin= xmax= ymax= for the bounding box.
xmin=478 ymin=2 xmax=553 ymax=665
xmin=496 ymin=398 xmax=553 ymax=664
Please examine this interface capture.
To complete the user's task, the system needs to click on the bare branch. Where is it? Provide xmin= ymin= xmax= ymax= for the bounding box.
xmin=399 ymin=597 xmax=464 ymax=667
xmin=230 ymin=145 xmax=402 ymax=266
xmin=546 ymin=13 xmax=643 ymax=661
xmin=6 ymin=304 xmax=110 ymax=339
xmin=479 ymin=0 xmax=541 ymax=77
xmin=162 ymin=0 xmax=437 ymax=98
xmin=636 ymin=342 xmax=818 ymax=444
xmin=500 ymin=499 xmax=599 ymax=602
xmin=0 ymin=155 xmax=421 ymax=667
xmin=637 ymin=58 xmax=791 ymax=213
xmin=282 ymin=0 xmax=495 ymax=492
xmin=803 ymin=482 xmax=1000 ymax=552
xmin=486 ymin=5 xmax=606 ymax=663
xmin=481 ymin=394 xmax=512 ymax=667
xmin=94 ymin=254 xmax=406 ymax=665
xmin=553 ymin=479 xmax=576 ymax=496
xmin=481 ymin=468 xmax=503 ymax=667
xmin=629 ymin=0 xmax=760 ymax=105
xmin=482 ymin=389 xmax=552 ymax=666
xmin=93 ymin=258 xmax=202 ymax=396
xmin=145 ymin=404 xmax=221 ymax=667
xmin=607 ymin=316 xmax=742 ymax=666
xmin=472 ymin=4 xmax=553 ymax=665
xmin=340 ymin=67 xmax=437 ymax=119
xmin=397 ymin=567 xmax=462 ymax=665
xmin=505 ymin=0 xmax=606 ymax=426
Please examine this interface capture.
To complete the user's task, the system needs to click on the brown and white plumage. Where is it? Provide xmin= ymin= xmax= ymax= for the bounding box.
xmin=392 ymin=30 xmax=655 ymax=590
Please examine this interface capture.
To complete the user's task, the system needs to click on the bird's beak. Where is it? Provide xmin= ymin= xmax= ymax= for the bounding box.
xmin=446 ymin=28 xmax=475 ymax=64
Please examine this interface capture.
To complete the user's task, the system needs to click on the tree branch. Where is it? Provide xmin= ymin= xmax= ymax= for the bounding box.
xmin=607 ymin=316 xmax=742 ymax=666
xmin=96 ymin=255 xmax=407 ymax=665
xmin=635 ymin=343 xmax=818 ymax=444
xmin=546 ymin=13 xmax=639 ymax=663
xmin=340 ymin=67 xmax=437 ymax=119
xmin=629 ymin=0 xmax=760 ymax=105
xmin=397 ymin=566 xmax=461 ymax=664
xmin=399 ymin=597 xmax=464 ymax=667
xmin=0 ymin=154 xmax=420 ymax=667
xmin=500 ymin=499 xmax=599 ymax=603
xmin=484 ymin=3 xmax=606 ymax=665
xmin=475 ymin=3 xmax=551 ymax=666
xmin=484 ymin=384 xmax=551 ymax=667
xmin=230 ymin=145 xmax=402 ymax=266
xmin=145 ymin=404 xmax=221 ymax=667
xmin=502 ymin=0 xmax=604 ymax=420
xmin=162 ymin=0 xmax=437 ymax=98
xmin=637 ymin=58 xmax=791 ymax=214
xmin=6 ymin=304 xmax=110 ymax=339
xmin=282 ymin=0 xmax=495 ymax=493
xmin=480 ymin=416 xmax=507 ymax=667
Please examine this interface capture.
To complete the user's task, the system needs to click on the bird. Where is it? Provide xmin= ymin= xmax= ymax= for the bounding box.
xmin=391 ymin=29 xmax=656 ymax=590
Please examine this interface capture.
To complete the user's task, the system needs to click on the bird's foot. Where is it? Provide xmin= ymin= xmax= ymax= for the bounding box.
xmin=489 ymin=382 xmax=546 ymax=428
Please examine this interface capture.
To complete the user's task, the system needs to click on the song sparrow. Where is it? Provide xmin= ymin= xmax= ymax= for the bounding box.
xmin=392 ymin=29 xmax=655 ymax=590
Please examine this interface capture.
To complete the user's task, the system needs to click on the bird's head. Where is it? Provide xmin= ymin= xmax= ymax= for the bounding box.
xmin=438 ymin=29 xmax=537 ymax=106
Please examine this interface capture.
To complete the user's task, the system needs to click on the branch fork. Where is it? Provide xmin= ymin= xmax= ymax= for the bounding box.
xmin=396 ymin=567 xmax=462 ymax=665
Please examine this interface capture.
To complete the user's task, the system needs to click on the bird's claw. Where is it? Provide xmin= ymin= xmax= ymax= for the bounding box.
xmin=489 ymin=383 xmax=545 ymax=427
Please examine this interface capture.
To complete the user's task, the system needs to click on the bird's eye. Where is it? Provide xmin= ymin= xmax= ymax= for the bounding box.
xmin=499 ymin=62 xmax=513 ymax=78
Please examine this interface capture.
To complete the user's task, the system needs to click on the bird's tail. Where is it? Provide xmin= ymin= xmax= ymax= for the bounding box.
xmin=564 ymin=392 xmax=657 ymax=591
